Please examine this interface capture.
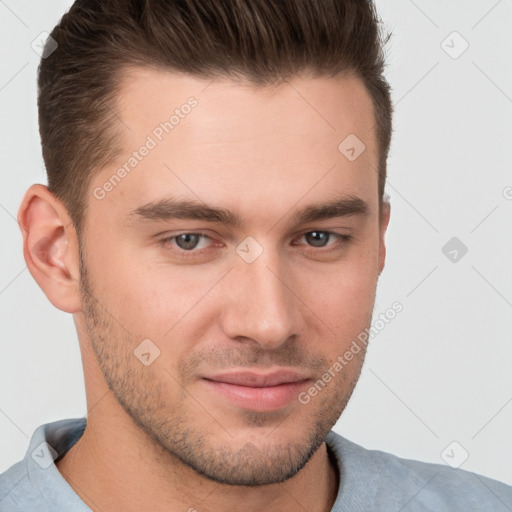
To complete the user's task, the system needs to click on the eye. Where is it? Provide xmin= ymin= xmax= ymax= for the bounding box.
xmin=159 ymin=230 xmax=352 ymax=257
xmin=297 ymin=231 xmax=351 ymax=248
xmin=163 ymin=233 xmax=212 ymax=251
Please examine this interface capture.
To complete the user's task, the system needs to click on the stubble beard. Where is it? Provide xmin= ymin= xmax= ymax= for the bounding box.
xmin=78 ymin=252 xmax=366 ymax=486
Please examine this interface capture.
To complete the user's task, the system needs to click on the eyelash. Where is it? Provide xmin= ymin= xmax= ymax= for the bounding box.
xmin=158 ymin=231 xmax=353 ymax=256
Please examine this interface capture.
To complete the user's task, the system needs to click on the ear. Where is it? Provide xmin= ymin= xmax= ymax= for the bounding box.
xmin=17 ymin=184 xmax=82 ymax=313
xmin=377 ymin=198 xmax=391 ymax=275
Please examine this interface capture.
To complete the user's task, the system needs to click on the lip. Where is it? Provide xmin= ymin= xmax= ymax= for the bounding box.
xmin=202 ymin=369 xmax=311 ymax=411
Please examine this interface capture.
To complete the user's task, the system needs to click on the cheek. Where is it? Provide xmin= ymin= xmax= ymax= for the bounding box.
xmin=300 ymin=247 xmax=379 ymax=339
xmin=314 ymin=277 xmax=375 ymax=337
xmin=83 ymin=237 xmax=174 ymax=337
xmin=99 ymin=259 xmax=222 ymax=350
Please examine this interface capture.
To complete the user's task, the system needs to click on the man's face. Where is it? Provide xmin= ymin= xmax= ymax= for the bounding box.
xmin=78 ymin=67 xmax=388 ymax=485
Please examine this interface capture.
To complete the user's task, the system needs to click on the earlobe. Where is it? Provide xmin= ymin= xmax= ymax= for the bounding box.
xmin=17 ymin=184 xmax=83 ymax=313
xmin=378 ymin=200 xmax=391 ymax=275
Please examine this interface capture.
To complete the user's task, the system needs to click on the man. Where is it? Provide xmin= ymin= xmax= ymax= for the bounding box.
xmin=0 ymin=0 xmax=510 ymax=510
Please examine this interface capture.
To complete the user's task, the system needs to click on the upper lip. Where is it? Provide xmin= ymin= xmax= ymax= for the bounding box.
xmin=203 ymin=369 xmax=310 ymax=387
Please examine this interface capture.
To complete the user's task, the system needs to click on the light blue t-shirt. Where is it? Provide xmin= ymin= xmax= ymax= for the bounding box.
xmin=1 ymin=418 xmax=511 ymax=511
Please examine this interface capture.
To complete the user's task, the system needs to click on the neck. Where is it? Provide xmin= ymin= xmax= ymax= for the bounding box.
xmin=56 ymin=394 xmax=339 ymax=512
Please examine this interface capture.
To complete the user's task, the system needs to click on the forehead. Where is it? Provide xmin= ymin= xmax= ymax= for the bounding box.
xmin=90 ymin=67 xmax=379 ymax=225
xmin=115 ymin=66 xmax=376 ymax=145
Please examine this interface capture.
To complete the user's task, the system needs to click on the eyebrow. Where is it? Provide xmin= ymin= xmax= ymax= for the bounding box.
xmin=126 ymin=195 xmax=370 ymax=228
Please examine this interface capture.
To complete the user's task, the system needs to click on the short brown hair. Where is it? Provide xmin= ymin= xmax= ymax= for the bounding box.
xmin=38 ymin=0 xmax=392 ymax=239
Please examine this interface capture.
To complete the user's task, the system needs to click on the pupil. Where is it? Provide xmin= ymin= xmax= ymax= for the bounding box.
xmin=306 ymin=231 xmax=328 ymax=247
xmin=177 ymin=234 xmax=199 ymax=250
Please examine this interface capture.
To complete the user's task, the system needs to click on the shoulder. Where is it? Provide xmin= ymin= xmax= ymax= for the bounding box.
xmin=0 ymin=418 xmax=88 ymax=512
xmin=325 ymin=430 xmax=512 ymax=511
xmin=0 ymin=459 xmax=31 ymax=512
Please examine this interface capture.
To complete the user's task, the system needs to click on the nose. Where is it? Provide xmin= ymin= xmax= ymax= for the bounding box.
xmin=220 ymin=251 xmax=304 ymax=350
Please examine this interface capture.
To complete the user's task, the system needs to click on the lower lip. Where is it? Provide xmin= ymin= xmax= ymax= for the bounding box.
xmin=202 ymin=379 xmax=309 ymax=411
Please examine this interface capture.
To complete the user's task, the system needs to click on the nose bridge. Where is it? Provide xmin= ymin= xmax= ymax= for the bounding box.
xmin=222 ymin=246 xmax=302 ymax=348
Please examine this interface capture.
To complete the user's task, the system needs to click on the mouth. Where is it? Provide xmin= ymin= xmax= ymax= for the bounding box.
xmin=201 ymin=369 xmax=311 ymax=412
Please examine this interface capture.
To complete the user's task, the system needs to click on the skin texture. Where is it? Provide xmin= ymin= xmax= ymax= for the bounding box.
xmin=18 ymin=68 xmax=390 ymax=512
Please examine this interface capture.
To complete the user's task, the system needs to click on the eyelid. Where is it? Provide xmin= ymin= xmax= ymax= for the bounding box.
xmin=293 ymin=231 xmax=352 ymax=249
xmin=159 ymin=229 xmax=352 ymax=255
xmin=160 ymin=232 xmax=217 ymax=251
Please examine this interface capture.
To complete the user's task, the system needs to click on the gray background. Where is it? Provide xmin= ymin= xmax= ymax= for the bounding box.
xmin=1 ymin=0 xmax=511 ymax=485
